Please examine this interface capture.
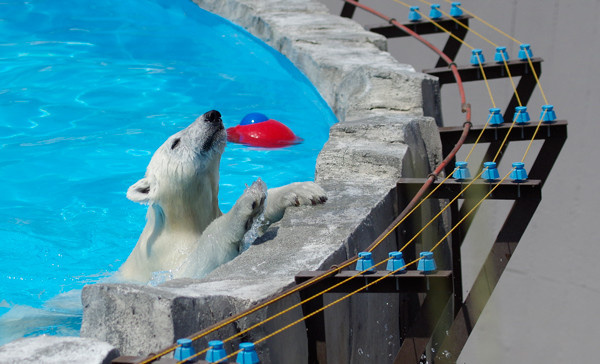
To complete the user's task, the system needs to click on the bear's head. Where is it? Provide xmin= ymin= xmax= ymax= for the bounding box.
xmin=126 ymin=110 xmax=226 ymax=208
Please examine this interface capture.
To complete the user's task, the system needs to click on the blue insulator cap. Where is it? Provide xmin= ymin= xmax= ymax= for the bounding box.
xmin=174 ymin=338 xmax=196 ymax=362
xmin=356 ymin=252 xmax=375 ymax=273
xmin=510 ymin=162 xmax=528 ymax=182
xmin=429 ymin=4 xmax=442 ymax=19
xmin=240 ymin=112 xmax=269 ymax=126
xmin=453 ymin=161 xmax=471 ymax=180
xmin=514 ymin=106 xmax=530 ymax=124
xmin=450 ymin=2 xmax=463 ymax=17
xmin=386 ymin=251 xmax=407 ymax=272
xmin=518 ymin=43 xmax=533 ymax=60
xmin=417 ymin=252 xmax=437 ymax=272
xmin=494 ymin=46 xmax=509 ymax=63
xmin=488 ymin=107 xmax=504 ymax=126
xmin=470 ymin=49 xmax=485 ymax=65
xmin=481 ymin=161 xmax=500 ymax=181
xmin=408 ymin=6 xmax=421 ymax=22
xmin=540 ymin=105 xmax=557 ymax=123
xmin=206 ymin=340 xmax=227 ymax=363
xmin=236 ymin=342 xmax=260 ymax=364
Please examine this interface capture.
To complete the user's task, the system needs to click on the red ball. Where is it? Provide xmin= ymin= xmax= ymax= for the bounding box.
xmin=226 ymin=119 xmax=302 ymax=148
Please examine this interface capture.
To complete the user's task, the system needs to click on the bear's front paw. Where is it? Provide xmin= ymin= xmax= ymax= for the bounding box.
xmin=239 ymin=178 xmax=267 ymax=218
xmin=266 ymin=181 xmax=327 ymax=217
xmin=261 ymin=181 xmax=327 ymax=230
xmin=284 ymin=182 xmax=328 ymax=207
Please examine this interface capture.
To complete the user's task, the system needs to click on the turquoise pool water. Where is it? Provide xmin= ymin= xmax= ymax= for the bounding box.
xmin=0 ymin=0 xmax=336 ymax=345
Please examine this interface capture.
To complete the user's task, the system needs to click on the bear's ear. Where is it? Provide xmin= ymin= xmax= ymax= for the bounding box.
xmin=127 ymin=177 xmax=154 ymax=204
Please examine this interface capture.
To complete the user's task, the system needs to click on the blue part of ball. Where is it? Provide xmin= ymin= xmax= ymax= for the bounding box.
xmin=240 ymin=112 xmax=269 ymax=126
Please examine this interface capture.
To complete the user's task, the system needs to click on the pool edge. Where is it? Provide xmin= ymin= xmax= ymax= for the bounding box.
xmin=50 ymin=0 xmax=442 ymax=362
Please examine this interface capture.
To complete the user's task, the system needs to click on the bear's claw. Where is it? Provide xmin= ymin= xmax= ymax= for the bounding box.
xmin=262 ymin=181 xmax=327 ymax=225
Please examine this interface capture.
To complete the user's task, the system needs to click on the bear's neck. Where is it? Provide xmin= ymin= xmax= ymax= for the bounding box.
xmin=159 ymin=172 xmax=221 ymax=235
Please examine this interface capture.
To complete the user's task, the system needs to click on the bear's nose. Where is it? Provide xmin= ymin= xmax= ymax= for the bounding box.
xmin=205 ymin=110 xmax=222 ymax=123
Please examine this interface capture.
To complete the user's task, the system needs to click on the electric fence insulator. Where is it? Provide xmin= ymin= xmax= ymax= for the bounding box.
xmin=174 ymin=338 xmax=196 ymax=362
xmin=494 ymin=46 xmax=509 ymax=63
xmin=453 ymin=161 xmax=471 ymax=180
xmin=417 ymin=252 xmax=437 ymax=273
xmin=206 ymin=340 xmax=227 ymax=363
xmin=482 ymin=162 xmax=500 ymax=181
xmin=489 ymin=107 xmax=504 ymax=125
xmin=356 ymin=252 xmax=376 ymax=273
xmin=236 ymin=342 xmax=260 ymax=364
xmin=450 ymin=2 xmax=463 ymax=17
xmin=541 ymin=105 xmax=557 ymax=123
xmin=386 ymin=251 xmax=407 ymax=272
xmin=510 ymin=162 xmax=528 ymax=182
xmin=518 ymin=43 xmax=533 ymax=60
xmin=429 ymin=4 xmax=442 ymax=19
xmin=408 ymin=6 xmax=421 ymax=22
xmin=470 ymin=49 xmax=485 ymax=65
xmin=515 ymin=106 xmax=531 ymax=124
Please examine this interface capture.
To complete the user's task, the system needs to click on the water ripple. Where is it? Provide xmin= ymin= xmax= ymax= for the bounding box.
xmin=0 ymin=0 xmax=337 ymax=343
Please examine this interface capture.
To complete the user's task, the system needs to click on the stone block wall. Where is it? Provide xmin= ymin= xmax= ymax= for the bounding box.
xmin=2 ymin=0 xmax=445 ymax=363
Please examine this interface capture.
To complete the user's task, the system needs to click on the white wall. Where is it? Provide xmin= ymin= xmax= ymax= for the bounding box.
xmin=320 ymin=1 xmax=600 ymax=362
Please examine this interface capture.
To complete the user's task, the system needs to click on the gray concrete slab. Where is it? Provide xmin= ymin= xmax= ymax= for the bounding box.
xmin=0 ymin=336 xmax=119 ymax=364
xmin=78 ymin=0 xmax=445 ymax=362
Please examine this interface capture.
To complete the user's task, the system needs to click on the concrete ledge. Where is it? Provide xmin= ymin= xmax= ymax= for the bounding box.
xmin=190 ymin=0 xmax=439 ymax=121
xmin=0 ymin=336 xmax=119 ymax=364
xmin=80 ymin=0 xmax=443 ymax=362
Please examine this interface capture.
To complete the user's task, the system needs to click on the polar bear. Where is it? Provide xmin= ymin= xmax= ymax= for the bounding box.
xmin=118 ymin=110 xmax=327 ymax=283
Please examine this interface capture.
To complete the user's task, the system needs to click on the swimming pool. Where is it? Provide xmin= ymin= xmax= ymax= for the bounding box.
xmin=0 ymin=0 xmax=336 ymax=345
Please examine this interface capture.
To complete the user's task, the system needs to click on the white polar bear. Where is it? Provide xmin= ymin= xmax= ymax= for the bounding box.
xmin=118 ymin=110 xmax=327 ymax=283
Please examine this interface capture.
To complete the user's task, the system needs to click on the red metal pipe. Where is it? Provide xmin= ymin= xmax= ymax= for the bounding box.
xmin=339 ymin=0 xmax=472 ymax=250
xmin=342 ymin=0 xmax=471 ymax=124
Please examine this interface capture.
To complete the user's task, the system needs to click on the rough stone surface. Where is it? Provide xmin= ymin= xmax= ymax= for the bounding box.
xmin=316 ymin=115 xmax=441 ymax=184
xmin=80 ymin=0 xmax=444 ymax=363
xmin=0 ymin=336 xmax=119 ymax=364
xmin=190 ymin=0 xmax=439 ymax=122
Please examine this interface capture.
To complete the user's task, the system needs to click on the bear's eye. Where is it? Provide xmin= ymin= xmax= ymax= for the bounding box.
xmin=137 ymin=186 xmax=150 ymax=194
xmin=170 ymin=138 xmax=181 ymax=150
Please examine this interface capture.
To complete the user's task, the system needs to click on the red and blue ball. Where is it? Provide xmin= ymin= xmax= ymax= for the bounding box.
xmin=226 ymin=113 xmax=302 ymax=148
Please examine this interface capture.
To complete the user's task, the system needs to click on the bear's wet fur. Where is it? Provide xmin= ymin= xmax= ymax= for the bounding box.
xmin=118 ymin=110 xmax=326 ymax=282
